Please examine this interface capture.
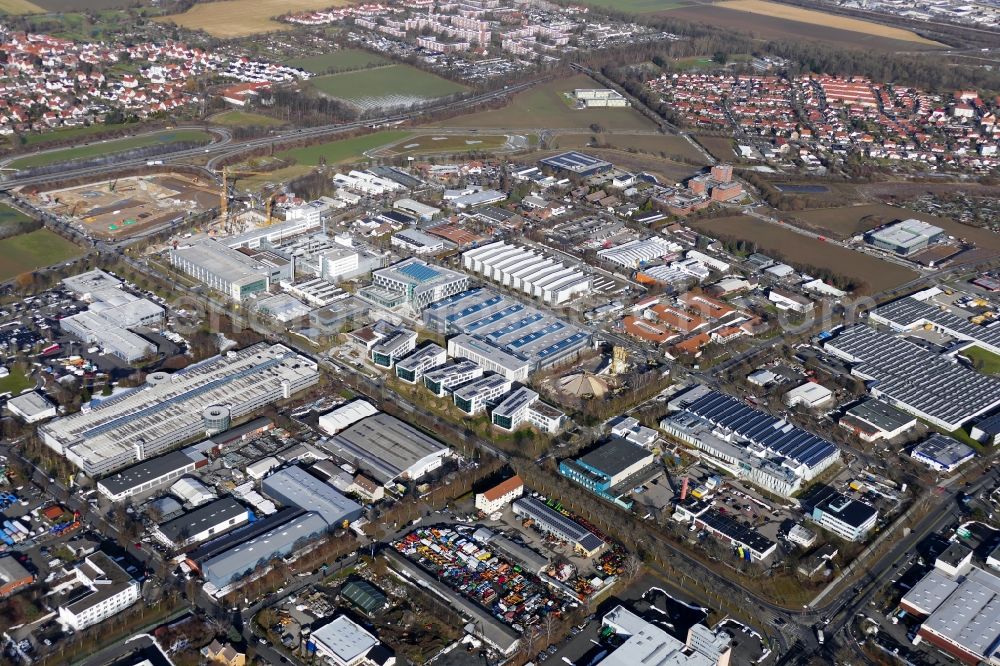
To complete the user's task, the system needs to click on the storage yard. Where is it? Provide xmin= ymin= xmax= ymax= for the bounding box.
xmin=28 ymin=173 xmax=219 ymax=240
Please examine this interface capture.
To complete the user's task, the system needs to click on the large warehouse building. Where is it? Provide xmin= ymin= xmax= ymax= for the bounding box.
xmin=360 ymin=258 xmax=469 ymax=311
xmin=40 ymin=344 xmax=319 ymax=476
xmin=538 ymin=151 xmax=613 ymax=177
xmin=866 ymin=219 xmax=944 ymax=256
xmin=261 ymin=465 xmax=363 ymax=526
xmin=425 ymin=288 xmax=591 ymax=376
xmin=871 ymin=293 xmax=1000 ymax=356
xmin=461 ymin=242 xmax=591 ymax=305
xmin=170 ymin=239 xmax=293 ymax=301
xmin=326 ymin=412 xmax=450 ymax=486
xmin=824 ymin=325 xmax=1000 ymax=431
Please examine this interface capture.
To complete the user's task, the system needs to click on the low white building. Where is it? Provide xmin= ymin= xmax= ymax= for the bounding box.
xmin=319 ymin=400 xmax=380 ymax=436
xmin=784 ymin=382 xmax=834 ymax=409
xmin=311 ymin=615 xmax=395 ymax=666
xmin=6 ymin=391 xmax=56 ymax=423
xmin=57 ymin=552 xmax=140 ymax=631
xmin=810 ymin=493 xmax=877 ymax=542
xmin=787 ymin=524 xmax=817 ymax=549
xmin=768 ymin=288 xmax=814 ymax=313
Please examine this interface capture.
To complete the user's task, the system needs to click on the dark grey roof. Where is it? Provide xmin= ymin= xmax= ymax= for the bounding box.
xmin=512 ymin=497 xmax=604 ymax=553
xmin=578 ymin=438 xmax=651 ymax=478
xmin=262 ymin=465 xmax=362 ymax=526
xmin=156 ymin=497 xmax=248 ymax=544
xmin=327 ymin=413 xmax=448 ymax=485
xmin=815 ymin=492 xmax=877 ymax=528
xmin=98 ymin=450 xmax=199 ymax=495
xmin=844 ymin=399 xmax=914 ymax=432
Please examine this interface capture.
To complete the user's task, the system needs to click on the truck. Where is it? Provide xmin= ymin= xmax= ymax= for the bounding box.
xmin=816 ymin=628 xmax=825 ymax=645
xmin=146 ymin=160 xmax=164 ymax=166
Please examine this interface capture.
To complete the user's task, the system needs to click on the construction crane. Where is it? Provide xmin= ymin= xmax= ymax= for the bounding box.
xmin=217 ymin=167 xmax=276 ymax=234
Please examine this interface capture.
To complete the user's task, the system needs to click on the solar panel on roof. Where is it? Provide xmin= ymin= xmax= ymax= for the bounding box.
xmin=398 ymin=262 xmax=440 ymax=282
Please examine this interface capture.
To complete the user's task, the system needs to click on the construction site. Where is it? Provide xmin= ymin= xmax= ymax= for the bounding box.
xmin=27 ymin=172 xmax=220 ymax=240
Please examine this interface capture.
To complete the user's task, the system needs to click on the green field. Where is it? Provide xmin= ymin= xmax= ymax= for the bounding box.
xmin=0 ymin=229 xmax=83 ymax=281
xmin=284 ymin=48 xmax=390 ymax=74
xmin=309 ymin=65 xmax=467 ymax=106
xmin=10 ymin=129 xmax=213 ymax=169
xmin=384 ymin=134 xmax=509 ymax=156
xmin=276 ymin=131 xmax=411 ymax=166
xmin=0 ymin=204 xmax=31 ymax=227
xmin=962 ymin=346 xmax=1000 ymax=375
xmin=20 ymin=122 xmax=138 ymax=147
xmin=436 ymin=75 xmax=657 ymax=131
xmin=0 ymin=367 xmax=33 ymax=396
xmin=210 ymin=110 xmax=284 ymax=127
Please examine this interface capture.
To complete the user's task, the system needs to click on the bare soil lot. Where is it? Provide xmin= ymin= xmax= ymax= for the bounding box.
xmin=662 ymin=4 xmax=944 ymax=52
xmin=691 ymin=214 xmax=918 ymax=292
xmin=693 ymin=135 xmax=736 ymax=161
xmin=156 ymin=0 xmax=350 ymax=38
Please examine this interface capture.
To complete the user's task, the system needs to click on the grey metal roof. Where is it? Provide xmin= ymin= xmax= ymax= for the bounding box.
xmin=512 ymin=497 xmax=604 ymax=553
xmin=98 ymin=450 xmax=201 ymax=496
xmin=844 ymin=399 xmax=915 ymax=433
xmin=327 ymin=413 xmax=448 ymax=485
xmin=874 ymin=296 xmax=1000 ymax=352
xmin=911 ymin=434 xmax=975 ymax=469
xmin=261 ymin=466 xmax=362 ymax=526
xmin=825 ymin=325 xmax=1000 ymax=429
xmin=578 ymin=438 xmax=652 ymax=478
xmin=155 ymin=497 xmax=248 ymax=544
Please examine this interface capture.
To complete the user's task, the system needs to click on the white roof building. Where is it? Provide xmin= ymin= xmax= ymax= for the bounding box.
xmin=6 ymin=391 xmax=56 ymax=423
xmin=784 ymin=382 xmax=834 ymax=409
xmin=311 ymin=615 xmax=395 ymax=666
xmin=170 ymin=477 xmax=216 ymax=507
xmin=597 ymin=237 xmax=680 ymax=269
xmin=318 ymin=400 xmax=380 ymax=435
xmin=600 ymin=605 xmax=730 ymax=666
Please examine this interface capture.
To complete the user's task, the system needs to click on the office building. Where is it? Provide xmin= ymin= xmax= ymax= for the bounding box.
xmin=447 ymin=335 xmax=530 ymax=382
xmin=825 ymin=325 xmax=1000 ymax=431
xmin=900 ymin=555 xmax=1000 ymax=665
xmin=475 ymin=475 xmax=524 ymax=514
xmin=512 ymin=497 xmax=605 ymax=557
xmin=262 ymin=465 xmax=363 ymax=527
xmin=810 ymin=492 xmax=877 ymax=541
xmin=839 ymin=399 xmax=916 ymax=442
xmin=56 ymin=552 xmax=140 ymax=631
xmin=539 ymin=151 xmax=613 ymax=177
xmin=327 ymin=413 xmax=450 ymax=486
xmin=98 ymin=449 xmax=208 ymax=502
xmin=394 ymin=343 xmax=446 ymax=383
xmin=609 ymin=416 xmax=658 ymax=448
xmin=361 ymin=258 xmax=469 ymax=311
xmin=5 ymin=391 xmax=56 ymax=423
xmin=768 ymin=288 xmax=814 ymax=314
xmin=867 ymin=219 xmax=944 ymax=256
xmin=369 ymin=327 xmax=417 ymax=369
xmin=170 ymin=239 xmax=292 ymax=300
xmin=910 ymin=434 xmax=976 ymax=473
xmin=422 ymin=359 xmax=483 ymax=397
xmin=599 ymin=606 xmax=731 ymax=666
xmin=453 ymin=373 xmax=513 ymax=415
xmin=62 ymin=269 xmax=123 ymax=299
xmin=40 ymin=344 xmax=319 ymax=476
xmin=462 ymin=242 xmax=591 ymax=305
xmin=152 ymin=497 xmax=251 ymax=549
xmin=225 ymin=217 xmax=321 ymax=250
xmin=559 ymin=438 xmax=657 ymax=509
xmin=490 ymin=387 xmax=564 ymax=433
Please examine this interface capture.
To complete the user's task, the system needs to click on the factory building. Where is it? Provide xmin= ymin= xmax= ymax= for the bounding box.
xmin=462 ymin=241 xmax=591 ymax=305
xmin=900 ymin=550 xmax=1000 ymax=665
xmin=490 ymin=387 xmax=564 ymax=434
xmin=170 ymin=239 xmax=293 ymax=300
xmin=60 ymin=282 xmax=163 ymax=364
xmin=512 ymin=497 xmax=605 ymax=558
xmin=62 ymin=269 xmax=123 ymax=300
xmin=866 ymin=219 xmax=944 ymax=256
xmin=871 ymin=293 xmax=1000 ymax=356
xmin=838 ymin=399 xmax=917 ymax=442
xmin=224 ymin=217 xmax=321 ymax=250
xmin=825 ymin=324 xmax=1000 ymax=431
xmin=453 ymin=373 xmax=513 ymax=415
xmin=5 ymin=392 xmax=57 ymax=424
xmin=559 ymin=438 xmax=658 ymax=509
xmin=597 ymin=237 xmax=680 ymax=269
xmin=809 ymin=492 xmax=877 ymax=541
xmin=310 ymin=615 xmax=395 ymax=666
xmin=447 ymin=335 xmax=531 ymax=383
xmin=327 ymin=413 xmax=450 ymax=486
xmin=666 ymin=386 xmax=840 ymax=483
xmin=261 ymin=465 xmax=363 ymax=527
xmin=97 ymin=449 xmax=208 ymax=502
xmin=422 ymin=360 xmax=483 ymax=397
xmin=572 ymin=89 xmax=629 ymax=108
xmin=391 ymin=228 xmax=446 ymax=255
xmin=538 ymin=151 xmax=613 ymax=177
xmin=599 ymin=606 xmax=731 ymax=666
xmin=910 ymin=434 xmax=976 ymax=473
xmin=427 ymin=288 xmax=591 ymax=375
xmin=40 ymin=344 xmax=319 ymax=476
xmin=151 ymin=497 xmax=251 ymax=549
xmin=361 ymin=258 xmax=469 ymax=311
xmin=394 ymin=343 xmax=447 ymax=383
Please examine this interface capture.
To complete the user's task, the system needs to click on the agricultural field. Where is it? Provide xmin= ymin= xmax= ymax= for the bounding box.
xmin=0 ymin=229 xmax=82 ymax=282
xmin=276 ymin=131 xmax=412 ymax=167
xmin=691 ymin=214 xmax=918 ymax=293
xmin=381 ymin=133 xmax=511 ymax=157
xmin=156 ymin=0 xmax=350 ymax=38
xmin=0 ymin=204 xmax=31 ymax=228
xmin=0 ymin=0 xmax=43 ymax=14
xmin=309 ymin=65 xmax=467 ymax=111
xmin=789 ymin=204 xmax=1000 ymax=251
xmin=209 ymin=111 xmax=284 ymax=127
xmin=576 ymin=0 xmax=690 ymax=10
xmin=283 ymin=48 xmax=390 ymax=74
xmin=665 ymin=3 xmax=944 ymax=51
xmin=553 ymin=132 xmax=708 ymax=164
xmin=9 ymin=129 xmax=212 ymax=170
xmin=17 ymin=122 xmax=136 ymax=148
xmin=437 ymin=75 xmax=657 ymax=131
xmin=694 ymin=135 xmax=737 ymax=161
